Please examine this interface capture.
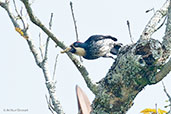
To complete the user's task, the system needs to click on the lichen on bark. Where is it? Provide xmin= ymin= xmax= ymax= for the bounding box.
xmin=91 ymin=1 xmax=171 ymax=113
xmin=91 ymin=37 xmax=165 ymax=114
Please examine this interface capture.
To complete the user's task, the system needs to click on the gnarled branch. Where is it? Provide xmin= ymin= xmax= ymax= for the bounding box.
xmin=91 ymin=0 xmax=171 ymax=113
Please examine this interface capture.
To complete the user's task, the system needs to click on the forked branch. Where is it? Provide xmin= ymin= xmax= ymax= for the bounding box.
xmin=20 ymin=0 xmax=98 ymax=95
xmin=0 ymin=1 xmax=64 ymax=114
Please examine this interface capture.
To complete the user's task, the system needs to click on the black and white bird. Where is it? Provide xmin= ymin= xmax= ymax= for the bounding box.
xmin=61 ymin=35 xmax=122 ymax=60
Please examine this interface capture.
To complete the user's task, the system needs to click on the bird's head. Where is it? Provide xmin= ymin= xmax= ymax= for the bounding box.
xmin=61 ymin=41 xmax=86 ymax=56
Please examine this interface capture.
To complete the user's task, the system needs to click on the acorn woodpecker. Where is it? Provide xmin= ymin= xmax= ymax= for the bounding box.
xmin=61 ymin=35 xmax=122 ymax=60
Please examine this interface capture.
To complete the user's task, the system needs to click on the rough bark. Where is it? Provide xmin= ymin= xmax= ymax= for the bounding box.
xmin=91 ymin=1 xmax=171 ymax=114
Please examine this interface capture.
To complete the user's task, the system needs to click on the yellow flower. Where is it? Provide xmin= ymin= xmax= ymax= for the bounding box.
xmin=140 ymin=108 xmax=167 ymax=114
xmin=158 ymin=108 xmax=167 ymax=114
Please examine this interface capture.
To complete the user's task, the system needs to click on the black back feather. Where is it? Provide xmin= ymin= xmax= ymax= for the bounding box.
xmin=84 ymin=35 xmax=117 ymax=44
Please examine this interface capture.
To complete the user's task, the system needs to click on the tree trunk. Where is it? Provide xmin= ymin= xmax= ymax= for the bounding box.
xmin=91 ymin=1 xmax=171 ymax=114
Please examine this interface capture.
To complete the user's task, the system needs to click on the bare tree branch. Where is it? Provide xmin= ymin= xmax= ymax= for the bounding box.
xmin=70 ymin=1 xmax=79 ymax=41
xmin=91 ymin=0 xmax=171 ymax=113
xmin=70 ymin=1 xmax=83 ymax=62
xmin=0 ymin=2 xmax=64 ymax=114
xmin=155 ymin=104 xmax=158 ymax=114
xmin=43 ymin=13 xmax=53 ymax=62
xmin=0 ymin=1 xmax=18 ymax=27
xmin=39 ymin=33 xmax=44 ymax=59
xmin=45 ymin=95 xmax=56 ymax=114
xmin=126 ymin=20 xmax=134 ymax=43
xmin=13 ymin=0 xmax=26 ymax=29
xmin=140 ymin=0 xmax=170 ymax=40
xmin=162 ymin=0 xmax=171 ymax=59
xmin=152 ymin=59 xmax=171 ymax=84
xmin=154 ymin=16 xmax=167 ymax=32
xmin=162 ymin=82 xmax=171 ymax=113
xmin=152 ymin=0 xmax=171 ymax=84
xmin=1 ymin=0 xmax=170 ymax=114
xmin=0 ymin=0 xmax=28 ymax=39
xmin=53 ymin=54 xmax=59 ymax=80
xmin=49 ymin=13 xmax=53 ymax=30
xmin=20 ymin=0 xmax=64 ymax=47
xmin=20 ymin=0 xmax=98 ymax=95
xmin=146 ymin=8 xmax=155 ymax=14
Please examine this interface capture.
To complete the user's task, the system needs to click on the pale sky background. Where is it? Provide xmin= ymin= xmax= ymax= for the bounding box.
xmin=0 ymin=0 xmax=170 ymax=114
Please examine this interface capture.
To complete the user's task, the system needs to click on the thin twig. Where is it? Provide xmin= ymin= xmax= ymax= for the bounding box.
xmin=155 ymin=104 xmax=158 ymax=114
xmin=43 ymin=13 xmax=54 ymax=62
xmin=162 ymin=82 xmax=171 ymax=113
xmin=145 ymin=8 xmax=155 ymax=14
xmin=43 ymin=37 xmax=50 ymax=61
xmin=13 ymin=0 xmax=26 ymax=29
xmin=49 ymin=13 xmax=53 ymax=30
xmin=13 ymin=0 xmax=19 ymax=14
xmin=39 ymin=32 xmax=44 ymax=59
xmin=53 ymin=54 xmax=59 ymax=80
xmin=154 ymin=15 xmax=167 ymax=32
xmin=70 ymin=1 xmax=79 ymax=41
xmin=20 ymin=6 xmax=23 ymax=16
xmin=45 ymin=95 xmax=55 ymax=114
xmin=126 ymin=20 xmax=134 ymax=43
xmin=70 ymin=1 xmax=83 ymax=62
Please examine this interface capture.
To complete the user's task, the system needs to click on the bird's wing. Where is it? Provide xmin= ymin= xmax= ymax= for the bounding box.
xmin=85 ymin=38 xmax=115 ymax=57
xmin=103 ymin=35 xmax=117 ymax=41
xmin=84 ymin=35 xmax=117 ymax=44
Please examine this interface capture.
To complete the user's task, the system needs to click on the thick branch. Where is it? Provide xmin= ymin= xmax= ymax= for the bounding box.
xmin=20 ymin=0 xmax=98 ymax=95
xmin=154 ymin=1 xmax=171 ymax=84
xmin=152 ymin=59 xmax=171 ymax=84
xmin=165 ymin=0 xmax=171 ymax=34
xmin=140 ymin=0 xmax=170 ymax=40
xmin=162 ymin=0 xmax=171 ymax=58
xmin=91 ymin=1 xmax=171 ymax=114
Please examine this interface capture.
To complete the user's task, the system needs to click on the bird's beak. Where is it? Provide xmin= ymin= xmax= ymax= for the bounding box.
xmin=61 ymin=47 xmax=72 ymax=53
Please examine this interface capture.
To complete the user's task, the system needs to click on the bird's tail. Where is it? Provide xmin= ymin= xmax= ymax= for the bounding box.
xmin=110 ymin=43 xmax=122 ymax=55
